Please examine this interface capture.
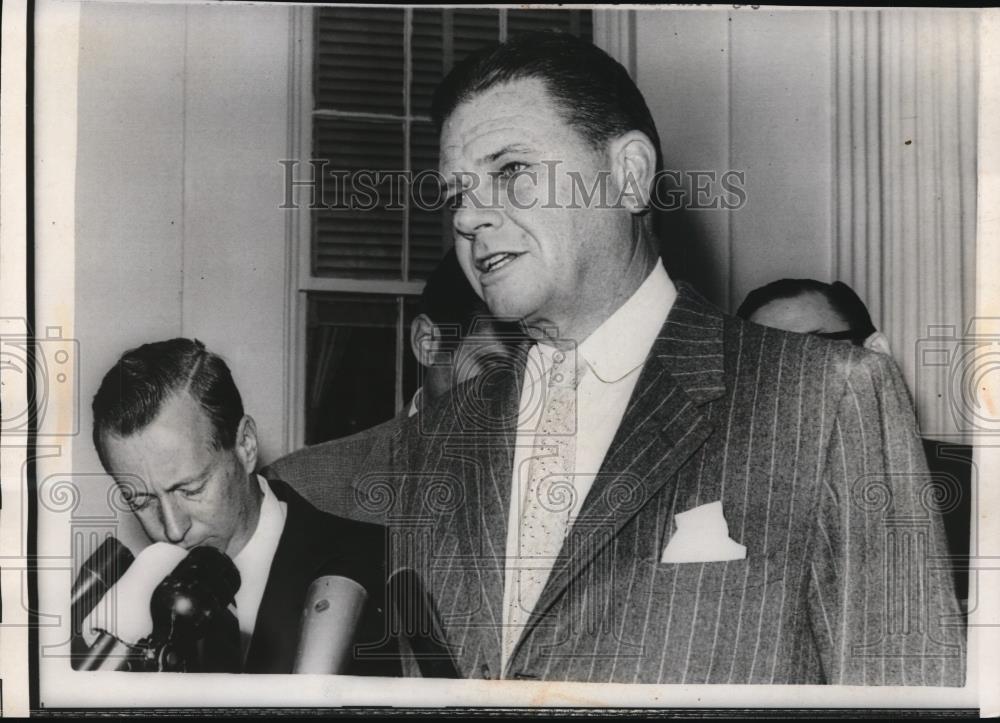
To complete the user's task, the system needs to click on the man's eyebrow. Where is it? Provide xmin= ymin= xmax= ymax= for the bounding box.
xmin=439 ymin=144 xmax=535 ymax=196
xmin=162 ymin=465 xmax=213 ymax=494
xmin=481 ymin=144 xmax=534 ymax=164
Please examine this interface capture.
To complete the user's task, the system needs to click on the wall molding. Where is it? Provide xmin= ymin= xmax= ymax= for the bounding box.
xmin=283 ymin=5 xmax=311 ymax=455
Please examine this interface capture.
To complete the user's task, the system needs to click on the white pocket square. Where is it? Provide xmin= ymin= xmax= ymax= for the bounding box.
xmin=660 ymin=500 xmax=747 ymax=563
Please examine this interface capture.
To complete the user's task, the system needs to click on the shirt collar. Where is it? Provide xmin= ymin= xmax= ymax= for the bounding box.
xmin=408 ymin=387 xmax=423 ymax=417
xmin=233 ymin=475 xmax=287 ymax=607
xmin=572 ymin=259 xmax=676 ymax=383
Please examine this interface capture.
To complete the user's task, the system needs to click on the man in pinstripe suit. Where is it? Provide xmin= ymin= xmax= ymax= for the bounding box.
xmin=374 ymin=31 xmax=965 ymax=685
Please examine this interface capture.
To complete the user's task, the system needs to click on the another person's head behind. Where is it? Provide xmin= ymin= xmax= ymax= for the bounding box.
xmin=92 ymin=338 xmax=260 ymax=557
xmin=432 ymin=31 xmax=664 ymax=345
xmin=737 ymin=278 xmax=891 ymax=355
xmin=410 ymin=248 xmax=526 ymax=404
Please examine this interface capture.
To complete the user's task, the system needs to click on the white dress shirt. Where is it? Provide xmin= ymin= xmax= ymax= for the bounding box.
xmin=232 ymin=474 xmax=288 ymax=659
xmin=501 ymin=260 xmax=676 ymax=672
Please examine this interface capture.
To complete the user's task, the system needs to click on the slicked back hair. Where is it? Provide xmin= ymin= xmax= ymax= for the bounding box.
xmin=92 ymin=338 xmax=244 ymax=468
xmin=431 ymin=30 xmax=664 ymax=174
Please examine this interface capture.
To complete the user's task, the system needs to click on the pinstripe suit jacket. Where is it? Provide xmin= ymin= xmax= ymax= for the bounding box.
xmin=376 ymin=282 xmax=966 ymax=685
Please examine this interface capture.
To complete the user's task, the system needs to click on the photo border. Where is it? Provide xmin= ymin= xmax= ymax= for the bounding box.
xmin=2 ymin=1 xmax=993 ymax=717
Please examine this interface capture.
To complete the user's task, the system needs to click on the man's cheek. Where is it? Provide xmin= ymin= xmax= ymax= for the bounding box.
xmin=508 ymin=174 xmax=541 ymax=211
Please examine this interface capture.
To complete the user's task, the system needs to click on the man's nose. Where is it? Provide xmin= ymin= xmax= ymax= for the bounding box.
xmin=159 ymin=497 xmax=192 ymax=545
xmin=453 ymin=192 xmax=504 ymax=239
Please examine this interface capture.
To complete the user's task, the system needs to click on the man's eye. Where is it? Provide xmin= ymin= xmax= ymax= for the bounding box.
xmin=127 ymin=495 xmax=154 ymax=511
xmin=496 ymin=161 xmax=528 ymax=180
xmin=180 ymin=483 xmax=206 ymax=499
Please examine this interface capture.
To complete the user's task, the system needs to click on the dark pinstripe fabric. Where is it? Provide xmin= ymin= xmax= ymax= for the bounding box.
xmin=381 ymin=283 xmax=966 ymax=685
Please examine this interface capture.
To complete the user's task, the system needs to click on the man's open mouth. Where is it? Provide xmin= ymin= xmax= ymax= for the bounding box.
xmin=475 ymin=252 xmax=522 ymax=275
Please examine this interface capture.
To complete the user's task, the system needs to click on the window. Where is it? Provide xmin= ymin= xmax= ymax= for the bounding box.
xmin=302 ymin=7 xmax=593 ymax=444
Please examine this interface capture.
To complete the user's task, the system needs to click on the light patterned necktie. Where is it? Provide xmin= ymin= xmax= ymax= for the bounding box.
xmin=503 ymin=348 xmax=581 ymax=669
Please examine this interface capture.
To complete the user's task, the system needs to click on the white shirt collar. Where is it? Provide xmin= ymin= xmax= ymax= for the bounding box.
xmin=535 ymin=260 xmax=675 ymax=384
xmin=408 ymin=387 xmax=423 ymax=417
xmin=232 ymin=474 xmax=287 ymax=654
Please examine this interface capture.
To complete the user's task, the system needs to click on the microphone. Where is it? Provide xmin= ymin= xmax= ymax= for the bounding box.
xmin=387 ymin=568 xmax=458 ymax=678
xmin=71 ymin=538 xmax=134 ymax=661
xmin=76 ymin=542 xmax=188 ymax=671
xmin=292 ymin=576 xmax=368 ymax=674
xmin=76 ymin=630 xmax=137 ymax=672
xmin=145 ymin=546 xmax=242 ymax=673
xmin=71 ymin=538 xmax=135 ymax=637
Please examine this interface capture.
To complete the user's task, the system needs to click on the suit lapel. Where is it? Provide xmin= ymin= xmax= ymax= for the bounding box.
xmin=435 ymin=348 xmax=526 ymax=676
xmin=514 ymin=283 xmax=729 ymax=660
xmin=244 ymin=481 xmax=317 ymax=673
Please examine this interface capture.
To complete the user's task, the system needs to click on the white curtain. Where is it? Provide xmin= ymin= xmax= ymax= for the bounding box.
xmin=833 ymin=9 xmax=978 ymax=444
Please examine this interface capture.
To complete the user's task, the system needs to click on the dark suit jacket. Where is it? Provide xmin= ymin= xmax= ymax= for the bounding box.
xmin=261 ymin=415 xmax=404 ymax=524
xmin=383 ymin=282 xmax=966 ymax=684
xmin=243 ymin=479 xmax=399 ymax=676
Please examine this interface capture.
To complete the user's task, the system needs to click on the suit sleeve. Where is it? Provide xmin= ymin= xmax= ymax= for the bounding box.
xmin=807 ymin=350 xmax=966 ymax=685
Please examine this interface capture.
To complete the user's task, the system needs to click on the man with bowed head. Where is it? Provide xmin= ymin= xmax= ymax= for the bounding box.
xmin=382 ymin=31 xmax=965 ymax=684
xmin=91 ymin=338 xmax=398 ymax=674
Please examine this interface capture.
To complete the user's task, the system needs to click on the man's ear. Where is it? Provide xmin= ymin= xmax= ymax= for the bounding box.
xmin=863 ymin=331 xmax=893 ymax=357
xmin=608 ymin=130 xmax=657 ymax=213
xmin=234 ymin=414 xmax=258 ymax=473
xmin=410 ymin=313 xmax=438 ymax=368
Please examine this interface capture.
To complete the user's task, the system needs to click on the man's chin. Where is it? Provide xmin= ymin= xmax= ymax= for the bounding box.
xmin=482 ymin=289 xmax=536 ymax=325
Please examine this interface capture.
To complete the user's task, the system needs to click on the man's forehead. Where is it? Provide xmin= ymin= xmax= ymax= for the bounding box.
xmin=439 ymin=78 xmax=568 ymax=162
xmin=103 ymin=395 xmax=216 ymax=462
xmin=440 ymin=121 xmax=538 ymax=159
